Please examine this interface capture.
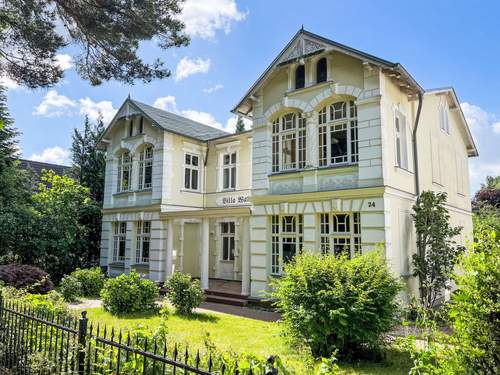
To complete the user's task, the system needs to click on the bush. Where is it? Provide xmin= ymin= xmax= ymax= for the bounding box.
xmin=100 ymin=271 xmax=159 ymax=314
xmin=271 ymin=250 xmax=401 ymax=359
xmin=59 ymin=275 xmax=82 ymax=302
xmin=0 ymin=264 xmax=54 ymax=293
xmin=70 ymin=267 xmax=105 ymax=297
xmin=165 ymin=272 xmax=204 ymax=315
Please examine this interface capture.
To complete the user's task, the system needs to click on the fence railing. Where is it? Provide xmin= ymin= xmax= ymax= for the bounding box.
xmin=0 ymin=294 xmax=278 ymax=375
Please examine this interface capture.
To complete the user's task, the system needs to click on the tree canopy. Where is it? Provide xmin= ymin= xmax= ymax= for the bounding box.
xmin=0 ymin=0 xmax=189 ymax=88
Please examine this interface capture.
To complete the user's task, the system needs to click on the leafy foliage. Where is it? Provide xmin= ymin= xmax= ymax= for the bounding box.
xmin=101 ymin=272 xmax=159 ymax=314
xmin=164 ymin=271 xmax=204 ymax=315
xmin=0 ymin=264 xmax=53 ymax=294
xmin=0 ymin=0 xmax=189 ymax=88
xmin=70 ymin=267 xmax=105 ymax=297
xmin=235 ymin=115 xmax=246 ymax=133
xmin=58 ymin=275 xmax=82 ymax=302
xmin=270 ymin=251 xmax=401 ymax=358
xmin=473 ymin=175 xmax=500 ymax=210
xmin=412 ymin=191 xmax=464 ymax=311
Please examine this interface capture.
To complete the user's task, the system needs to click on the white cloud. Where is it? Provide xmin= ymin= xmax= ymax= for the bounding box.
xmin=460 ymin=102 xmax=490 ymax=135
xmin=182 ymin=109 xmax=222 ymax=129
xmin=493 ymin=121 xmax=500 ymax=134
xmin=226 ymin=116 xmax=251 ymax=133
xmin=203 ymin=84 xmax=224 ymax=94
xmin=30 ymin=146 xmax=70 ymax=165
xmin=33 ymin=90 xmax=76 ymax=117
xmin=175 ymin=57 xmax=211 ymax=81
xmin=0 ymin=75 xmax=19 ymax=90
xmin=153 ymin=96 xmax=178 ymax=112
xmin=181 ymin=0 xmax=247 ymax=39
xmin=54 ymin=54 xmax=73 ymax=71
xmin=79 ymin=97 xmax=116 ymax=124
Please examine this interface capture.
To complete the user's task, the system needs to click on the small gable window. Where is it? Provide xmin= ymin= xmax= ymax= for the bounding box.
xmin=316 ymin=57 xmax=327 ymax=83
xmin=128 ymin=118 xmax=134 ymax=137
xmin=139 ymin=116 xmax=144 ymax=134
xmin=439 ymin=101 xmax=450 ymax=134
xmin=295 ymin=65 xmax=305 ymax=89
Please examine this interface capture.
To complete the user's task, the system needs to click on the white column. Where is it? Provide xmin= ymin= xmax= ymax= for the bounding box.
xmin=241 ymin=217 xmax=251 ymax=296
xmin=165 ymin=219 xmax=174 ymax=279
xmin=178 ymin=220 xmax=185 ymax=272
xmin=233 ymin=219 xmax=240 ymax=280
xmin=200 ymin=218 xmax=210 ymax=290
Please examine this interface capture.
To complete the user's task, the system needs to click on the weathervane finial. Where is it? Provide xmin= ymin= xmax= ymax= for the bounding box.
xmin=301 ymin=24 xmax=304 ymax=31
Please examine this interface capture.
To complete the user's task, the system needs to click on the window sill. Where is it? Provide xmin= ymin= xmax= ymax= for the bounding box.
xmin=113 ymin=190 xmax=133 ymax=196
xmin=219 ymin=260 xmax=235 ymax=264
xmin=285 ymin=80 xmax=333 ymax=96
xmin=180 ymin=188 xmax=202 ymax=194
xmin=132 ymin=263 xmax=150 ymax=268
xmin=109 ymin=262 xmax=125 ymax=267
xmin=136 ymin=188 xmax=153 ymax=194
xmin=394 ymin=166 xmax=413 ymax=175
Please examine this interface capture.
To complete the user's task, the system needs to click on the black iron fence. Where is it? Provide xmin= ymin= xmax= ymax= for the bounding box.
xmin=0 ymin=294 xmax=278 ymax=374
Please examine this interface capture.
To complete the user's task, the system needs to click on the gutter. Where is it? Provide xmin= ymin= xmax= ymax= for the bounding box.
xmin=412 ymin=92 xmax=423 ymax=196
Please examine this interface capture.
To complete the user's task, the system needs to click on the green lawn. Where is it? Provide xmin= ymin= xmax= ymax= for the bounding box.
xmin=84 ymin=307 xmax=411 ymax=374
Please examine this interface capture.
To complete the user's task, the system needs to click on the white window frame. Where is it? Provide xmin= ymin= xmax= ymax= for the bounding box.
xmin=113 ymin=222 xmax=127 ymax=262
xmin=183 ymin=152 xmax=200 ymax=191
xmin=220 ymin=221 xmax=235 ymax=261
xmin=319 ymin=212 xmax=361 ymax=258
xmin=135 ymin=221 xmax=151 ymax=264
xmin=138 ymin=146 xmax=153 ymax=190
xmin=272 ymin=113 xmax=306 ymax=173
xmin=117 ymin=152 xmax=132 ymax=192
xmin=439 ymin=100 xmax=450 ymax=134
xmin=394 ymin=109 xmax=409 ymax=170
xmin=318 ymin=101 xmax=358 ymax=167
xmin=222 ymin=152 xmax=237 ymax=190
xmin=270 ymin=215 xmax=303 ymax=275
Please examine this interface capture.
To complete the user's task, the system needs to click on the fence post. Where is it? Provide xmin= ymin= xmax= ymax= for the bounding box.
xmin=77 ymin=311 xmax=88 ymax=375
xmin=265 ymin=355 xmax=278 ymax=375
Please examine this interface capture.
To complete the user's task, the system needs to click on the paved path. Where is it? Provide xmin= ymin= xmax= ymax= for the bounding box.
xmin=68 ymin=299 xmax=281 ymax=322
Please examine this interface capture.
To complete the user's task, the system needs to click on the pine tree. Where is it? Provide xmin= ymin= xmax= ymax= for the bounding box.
xmin=235 ymin=116 xmax=246 ymax=133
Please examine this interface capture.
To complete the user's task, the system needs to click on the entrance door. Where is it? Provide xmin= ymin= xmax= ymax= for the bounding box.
xmin=183 ymin=223 xmax=200 ymax=278
xmin=218 ymin=221 xmax=235 ymax=280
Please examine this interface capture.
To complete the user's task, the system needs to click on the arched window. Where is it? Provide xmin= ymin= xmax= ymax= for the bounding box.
xmin=318 ymin=100 xmax=358 ymax=166
xmin=117 ymin=151 xmax=132 ymax=192
xmin=138 ymin=146 xmax=153 ymax=190
xmin=272 ymin=112 xmax=306 ymax=172
xmin=295 ymin=65 xmax=305 ymax=89
xmin=316 ymin=58 xmax=327 ymax=83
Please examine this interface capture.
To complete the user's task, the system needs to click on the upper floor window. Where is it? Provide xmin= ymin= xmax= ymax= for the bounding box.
xmin=128 ymin=119 xmax=134 ymax=137
xmin=295 ymin=65 xmax=305 ymax=89
xmin=117 ymin=151 xmax=132 ymax=192
xmin=138 ymin=116 xmax=144 ymax=134
xmin=138 ymin=146 xmax=153 ymax=190
xmin=113 ymin=222 xmax=127 ymax=262
xmin=184 ymin=153 xmax=200 ymax=191
xmin=316 ymin=57 xmax=327 ymax=83
xmin=439 ymin=101 xmax=450 ymax=134
xmin=319 ymin=212 xmax=361 ymax=258
xmin=271 ymin=215 xmax=303 ymax=275
xmin=135 ymin=221 xmax=150 ymax=263
xmin=318 ymin=101 xmax=358 ymax=167
xmin=220 ymin=222 xmax=235 ymax=261
xmin=222 ymin=152 xmax=236 ymax=190
xmin=272 ymin=112 xmax=306 ymax=172
xmin=395 ymin=110 xmax=408 ymax=169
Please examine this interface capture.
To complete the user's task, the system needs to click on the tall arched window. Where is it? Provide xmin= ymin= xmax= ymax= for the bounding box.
xmin=117 ymin=151 xmax=132 ymax=192
xmin=295 ymin=65 xmax=305 ymax=89
xmin=272 ymin=112 xmax=306 ymax=172
xmin=318 ymin=100 xmax=358 ymax=166
xmin=316 ymin=58 xmax=327 ymax=83
xmin=138 ymin=146 xmax=153 ymax=190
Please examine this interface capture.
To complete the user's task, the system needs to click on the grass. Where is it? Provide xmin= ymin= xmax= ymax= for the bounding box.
xmin=84 ymin=306 xmax=411 ymax=374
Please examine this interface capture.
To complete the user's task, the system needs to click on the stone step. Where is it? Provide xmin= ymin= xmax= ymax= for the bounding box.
xmin=205 ymin=294 xmax=248 ymax=307
xmin=205 ymin=289 xmax=248 ymax=300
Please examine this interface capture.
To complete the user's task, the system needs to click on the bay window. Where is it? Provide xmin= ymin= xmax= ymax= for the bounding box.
xmin=272 ymin=112 xmax=306 ymax=172
xmin=318 ymin=101 xmax=358 ymax=167
xmin=117 ymin=151 xmax=132 ymax=192
xmin=319 ymin=212 xmax=361 ymax=258
xmin=138 ymin=146 xmax=153 ymax=190
xmin=135 ymin=221 xmax=150 ymax=263
xmin=271 ymin=215 xmax=303 ymax=275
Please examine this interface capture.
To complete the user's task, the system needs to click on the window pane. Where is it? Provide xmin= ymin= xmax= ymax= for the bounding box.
xmin=331 ymin=129 xmax=348 ymax=160
xmin=184 ymin=168 xmax=191 ymax=189
xmin=192 ymin=155 xmax=199 ymax=166
xmin=191 ymin=169 xmax=198 ymax=190
xmin=316 ymin=58 xmax=327 ymax=83
xmin=295 ymin=65 xmax=305 ymax=89
xmin=230 ymin=167 xmax=236 ymax=188
xmin=142 ymin=240 xmax=150 ymax=261
xmin=145 ymin=165 xmax=152 ymax=187
xmin=185 ymin=154 xmax=191 ymax=164
xmin=231 ymin=153 xmax=236 ymax=164
xmin=282 ymin=134 xmax=296 ymax=169
xmin=223 ymin=168 xmax=229 ymax=189
xmin=223 ymin=237 xmax=229 ymax=260
xmin=282 ymin=240 xmax=296 ymax=264
xmin=229 ymin=237 xmax=235 ymax=260
xmin=119 ymin=239 xmax=126 ymax=258
xmin=223 ymin=154 xmax=230 ymax=165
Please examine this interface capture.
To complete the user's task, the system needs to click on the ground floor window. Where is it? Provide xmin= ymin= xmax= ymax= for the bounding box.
xmin=113 ymin=222 xmax=127 ymax=262
xmin=319 ymin=212 xmax=361 ymax=258
xmin=271 ymin=215 xmax=303 ymax=275
xmin=135 ymin=221 xmax=151 ymax=263
xmin=221 ymin=222 xmax=235 ymax=261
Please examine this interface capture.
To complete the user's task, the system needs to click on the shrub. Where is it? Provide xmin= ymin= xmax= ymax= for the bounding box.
xmin=0 ymin=264 xmax=54 ymax=294
xmin=165 ymin=272 xmax=204 ymax=315
xmin=59 ymin=275 xmax=82 ymax=302
xmin=70 ymin=267 xmax=105 ymax=297
xmin=271 ymin=250 xmax=401 ymax=359
xmin=100 ymin=271 xmax=159 ymax=314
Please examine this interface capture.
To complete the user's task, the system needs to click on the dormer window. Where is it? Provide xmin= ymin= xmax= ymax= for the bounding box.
xmin=316 ymin=58 xmax=327 ymax=83
xmin=295 ymin=65 xmax=305 ymax=89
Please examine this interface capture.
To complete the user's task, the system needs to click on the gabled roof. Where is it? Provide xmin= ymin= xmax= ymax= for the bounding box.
xmin=424 ymin=87 xmax=478 ymax=157
xmin=19 ymin=159 xmax=70 ymax=184
xmin=232 ymin=28 xmax=423 ymax=117
xmin=100 ymin=97 xmax=229 ymax=145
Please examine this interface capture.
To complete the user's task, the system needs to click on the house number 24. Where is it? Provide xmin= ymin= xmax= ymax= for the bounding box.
xmin=368 ymin=201 xmax=376 ymax=208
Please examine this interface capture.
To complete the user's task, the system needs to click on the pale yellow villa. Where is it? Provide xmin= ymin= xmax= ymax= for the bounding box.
xmin=98 ymin=29 xmax=477 ymax=303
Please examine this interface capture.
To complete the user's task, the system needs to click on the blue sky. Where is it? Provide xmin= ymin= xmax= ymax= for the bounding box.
xmin=2 ymin=0 xmax=499 ymax=192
